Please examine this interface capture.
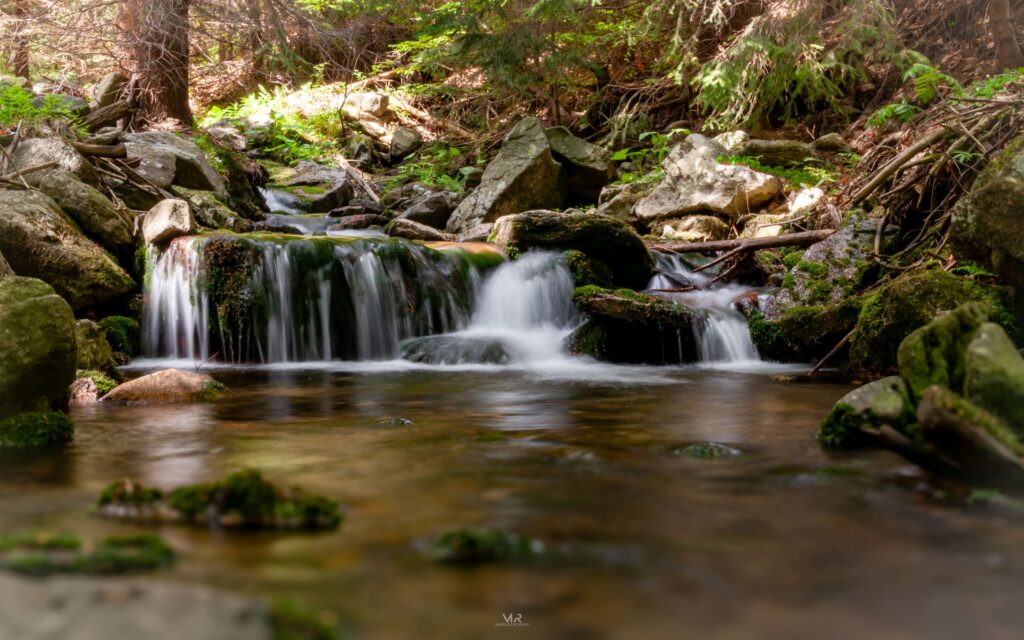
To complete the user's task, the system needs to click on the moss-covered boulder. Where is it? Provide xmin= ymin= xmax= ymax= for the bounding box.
xmin=851 ymin=270 xmax=1013 ymax=378
xmin=174 ymin=187 xmax=254 ymax=232
xmin=748 ymin=298 xmax=862 ymax=363
xmin=818 ymin=376 xmax=915 ymax=448
xmin=896 ymin=302 xmax=990 ymax=401
xmin=490 ymin=211 xmax=654 ymax=289
xmin=569 ymin=286 xmax=697 ymax=363
xmin=36 ymin=170 xmax=136 ymax=257
xmin=97 ymin=470 xmax=342 ymax=531
xmin=99 ymin=315 xmax=141 ymax=360
xmin=951 ymin=134 xmax=1024 ymax=289
xmin=75 ymin=319 xmax=116 ymax=372
xmin=0 ymin=277 xmax=77 ymax=419
xmin=562 ymin=249 xmax=614 ymax=288
xmin=0 ymin=191 xmax=135 ymax=310
xmin=963 ymin=322 xmax=1024 ymax=434
xmin=101 ymin=369 xmax=227 ymax=405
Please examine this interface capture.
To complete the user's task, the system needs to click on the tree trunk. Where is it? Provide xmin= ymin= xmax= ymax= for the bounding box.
xmin=12 ymin=0 xmax=30 ymax=81
xmin=990 ymin=0 xmax=1024 ymax=71
xmin=123 ymin=0 xmax=193 ymax=126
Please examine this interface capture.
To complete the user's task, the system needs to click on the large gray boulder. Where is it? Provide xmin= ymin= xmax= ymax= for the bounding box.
xmin=952 ymin=134 xmax=1024 ymax=289
xmin=0 ymin=277 xmax=77 ymax=419
xmin=446 ymin=117 xmax=562 ymax=235
xmin=390 ymin=126 xmax=422 ymax=160
xmin=546 ymin=126 xmax=615 ymax=204
xmin=0 ymin=190 xmax=135 ymax=310
xmin=36 ymin=170 xmax=135 ymax=255
xmin=143 ymin=199 xmax=196 ymax=245
xmin=634 ymin=134 xmax=780 ymax=223
xmin=12 ymin=137 xmax=98 ymax=186
xmin=398 ymin=191 xmax=459 ymax=229
xmin=124 ymin=131 xmax=225 ymax=194
xmin=490 ymin=211 xmax=654 ymax=289
xmin=276 ymin=161 xmax=354 ymax=213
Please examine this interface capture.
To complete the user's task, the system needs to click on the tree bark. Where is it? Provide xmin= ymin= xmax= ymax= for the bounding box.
xmin=122 ymin=0 xmax=194 ymax=126
xmin=12 ymin=0 xmax=30 ymax=81
xmin=990 ymin=0 xmax=1024 ymax=71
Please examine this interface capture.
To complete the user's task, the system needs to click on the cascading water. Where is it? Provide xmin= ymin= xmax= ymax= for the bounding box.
xmin=648 ymin=253 xmax=762 ymax=365
xmin=144 ymin=235 xmax=494 ymax=363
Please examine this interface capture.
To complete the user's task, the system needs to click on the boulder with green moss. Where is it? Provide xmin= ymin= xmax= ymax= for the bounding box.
xmin=951 ymin=134 xmax=1024 ymax=289
xmin=0 ymin=277 xmax=77 ymax=419
xmin=97 ymin=470 xmax=342 ymax=531
xmin=175 ymin=187 xmax=254 ymax=232
xmin=430 ymin=527 xmax=543 ymax=565
xmin=100 ymin=315 xmax=141 ymax=360
xmin=76 ymin=319 xmax=117 ymax=372
xmin=36 ymin=170 xmax=136 ymax=257
xmin=818 ymin=376 xmax=915 ymax=449
xmin=569 ymin=286 xmax=697 ymax=363
xmin=748 ymin=298 xmax=862 ymax=363
xmin=0 ymin=191 xmax=135 ymax=310
xmin=0 ymin=411 xmax=74 ymax=448
xmin=562 ymin=249 xmax=614 ymax=288
xmin=490 ymin=211 xmax=654 ymax=289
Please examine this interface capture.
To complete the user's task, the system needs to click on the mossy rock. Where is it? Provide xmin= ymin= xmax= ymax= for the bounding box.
xmin=818 ymin=376 xmax=915 ymax=448
xmin=76 ymin=319 xmax=116 ymax=372
xmin=0 ymin=531 xmax=174 ymax=576
xmin=98 ymin=470 xmax=342 ymax=531
xmin=963 ymin=322 xmax=1024 ymax=435
xmin=562 ymin=250 xmax=614 ymax=288
xmin=896 ymin=301 xmax=990 ymax=401
xmin=851 ymin=270 xmax=1014 ymax=378
xmin=569 ymin=286 xmax=697 ymax=364
xmin=430 ymin=527 xmax=543 ymax=565
xmin=676 ymin=442 xmax=742 ymax=459
xmin=269 ymin=597 xmax=341 ymax=640
xmin=0 ymin=411 xmax=74 ymax=448
xmin=748 ymin=298 xmax=861 ymax=363
xmin=99 ymin=315 xmax=141 ymax=359
xmin=77 ymin=370 xmax=119 ymax=396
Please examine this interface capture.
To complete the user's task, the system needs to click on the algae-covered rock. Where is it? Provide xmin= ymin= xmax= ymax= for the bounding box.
xmin=0 ymin=412 xmax=74 ymax=448
xmin=0 ymin=277 xmax=77 ymax=419
xmin=747 ymin=299 xmax=861 ymax=363
xmin=490 ymin=211 xmax=654 ymax=289
xmin=562 ymin=249 xmax=614 ymax=288
xmin=569 ymin=286 xmax=697 ymax=363
xmin=102 ymin=369 xmax=227 ymax=405
xmin=99 ymin=315 xmax=141 ymax=359
xmin=677 ymin=442 xmax=742 ymax=459
xmin=0 ymin=531 xmax=174 ymax=576
xmin=76 ymin=319 xmax=116 ymax=372
xmin=963 ymin=322 xmax=1024 ymax=434
xmin=430 ymin=527 xmax=543 ymax=565
xmin=897 ymin=302 xmax=989 ymax=401
xmin=401 ymin=334 xmax=511 ymax=365
xmin=818 ymin=376 xmax=914 ymax=448
xmin=97 ymin=470 xmax=342 ymax=531
xmin=851 ymin=271 xmax=1007 ymax=377
xmin=446 ymin=117 xmax=562 ymax=235
xmin=36 ymin=170 xmax=136 ymax=256
xmin=0 ymin=191 xmax=135 ymax=310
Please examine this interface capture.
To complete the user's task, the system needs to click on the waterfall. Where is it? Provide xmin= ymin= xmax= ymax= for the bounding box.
xmin=648 ymin=253 xmax=762 ymax=365
xmin=144 ymin=235 xmax=493 ymax=363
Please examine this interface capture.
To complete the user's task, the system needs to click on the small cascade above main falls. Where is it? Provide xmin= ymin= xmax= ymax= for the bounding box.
xmin=648 ymin=253 xmax=762 ymax=365
xmin=144 ymin=234 xmax=502 ymax=363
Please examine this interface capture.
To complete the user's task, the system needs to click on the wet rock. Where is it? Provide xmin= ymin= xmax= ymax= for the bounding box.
xmin=490 ymin=211 xmax=653 ymax=289
xmin=634 ymin=134 xmax=781 ymax=223
xmin=951 ymin=134 xmax=1024 ymax=289
xmin=143 ymin=199 xmax=196 ymax=245
xmin=0 ymin=191 xmax=134 ymax=310
xmin=390 ymin=126 xmax=422 ymax=160
xmin=545 ymin=126 xmax=615 ymax=204
xmin=328 ymin=214 xmax=388 ymax=231
xmin=676 ymin=442 xmax=743 ymax=459
xmin=964 ymin=322 xmax=1024 ymax=433
xmin=69 ymin=377 xmax=100 ymax=404
xmin=377 ymin=417 xmax=414 ymax=426
xmin=76 ymin=319 xmax=116 ymax=372
xmin=562 ymin=249 xmax=614 ymax=288
xmin=739 ymin=139 xmax=819 ymax=167
xmin=36 ymin=170 xmax=136 ymax=255
xmin=659 ymin=215 xmax=730 ymax=242
xmin=102 ymin=369 xmax=227 ymax=405
xmin=91 ymin=72 xmax=128 ymax=110
xmin=253 ymin=220 xmax=304 ymax=235
xmin=398 ymin=191 xmax=459 ymax=229
xmin=430 ymin=527 xmax=544 ymax=565
xmin=97 ymin=470 xmax=342 ymax=531
xmin=446 ymin=117 xmax=562 ymax=235
xmin=0 ymin=411 xmax=74 ymax=448
xmin=570 ymin=286 xmax=697 ymax=364
xmin=819 ymin=376 xmax=915 ymax=448
xmin=386 ymin=218 xmax=455 ymax=242
xmin=276 ymin=161 xmax=355 ymax=213
xmin=0 ymin=277 xmax=77 ymax=419
xmin=123 ymin=131 xmax=225 ymax=194
xmin=402 ymin=334 xmax=512 ymax=365
xmin=12 ymin=137 xmax=98 ymax=186
xmin=328 ymin=204 xmax=366 ymax=217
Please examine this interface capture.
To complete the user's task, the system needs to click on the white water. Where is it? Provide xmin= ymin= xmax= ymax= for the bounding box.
xmin=648 ymin=253 xmax=762 ymax=365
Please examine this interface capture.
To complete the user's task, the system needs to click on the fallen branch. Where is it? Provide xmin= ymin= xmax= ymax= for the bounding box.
xmin=848 ymin=126 xmax=950 ymax=207
xmin=73 ymin=142 xmax=127 ymax=158
xmin=650 ymin=229 xmax=835 ymax=255
xmin=389 ymin=94 xmax=475 ymax=141
xmin=83 ymin=100 xmax=133 ymax=132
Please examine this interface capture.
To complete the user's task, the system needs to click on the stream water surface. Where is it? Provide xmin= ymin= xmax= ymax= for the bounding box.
xmin=5 ymin=366 xmax=1024 ymax=639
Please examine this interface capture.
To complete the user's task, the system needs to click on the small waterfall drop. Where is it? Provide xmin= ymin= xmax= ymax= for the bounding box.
xmin=144 ymin=235 xmax=492 ymax=363
xmin=648 ymin=253 xmax=761 ymax=365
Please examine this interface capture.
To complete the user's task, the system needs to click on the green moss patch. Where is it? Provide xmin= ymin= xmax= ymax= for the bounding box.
xmin=0 ymin=531 xmax=174 ymax=576
xmin=430 ymin=527 xmax=544 ymax=565
xmin=0 ymin=411 xmax=74 ymax=448
xmin=100 ymin=315 xmax=141 ymax=358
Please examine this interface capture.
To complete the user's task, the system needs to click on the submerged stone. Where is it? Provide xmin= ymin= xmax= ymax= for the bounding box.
xmin=430 ymin=527 xmax=543 ymax=565
xmin=676 ymin=442 xmax=743 ymax=459
xmin=401 ymin=334 xmax=511 ymax=365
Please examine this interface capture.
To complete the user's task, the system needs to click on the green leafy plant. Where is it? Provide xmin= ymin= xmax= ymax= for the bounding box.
xmin=718 ymin=155 xmax=836 ymax=189
xmin=385 ymin=143 xmax=469 ymax=191
xmin=0 ymin=83 xmax=77 ymax=130
xmin=610 ymin=128 xmax=688 ymax=184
